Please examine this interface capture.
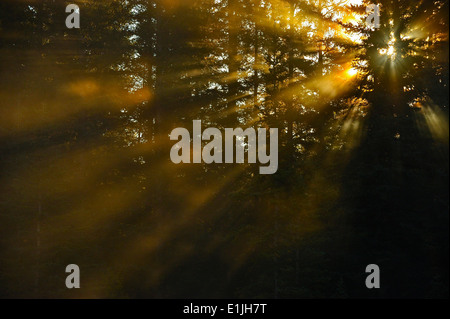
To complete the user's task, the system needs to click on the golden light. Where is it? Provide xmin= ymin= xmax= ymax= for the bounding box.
xmin=387 ymin=46 xmax=395 ymax=56
xmin=379 ymin=46 xmax=396 ymax=59
xmin=346 ymin=67 xmax=358 ymax=77
xmin=345 ymin=0 xmax=363 ymax=5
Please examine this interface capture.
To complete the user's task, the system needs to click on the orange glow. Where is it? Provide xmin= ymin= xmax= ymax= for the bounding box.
xmin=346 ymin=67 xmax=358 ymax=77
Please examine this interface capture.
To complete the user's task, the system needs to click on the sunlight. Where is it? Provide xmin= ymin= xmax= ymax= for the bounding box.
xmin=379 ymin=45 xmax=396 ymax=59
xmin=346 ymin=67 xmax=358 ymax=77
xmin=379 ymin=31 xmax=398 ymax=60
xmin=387 ymin=46 xmax=395 ymax=57
xmin=414 ymin=99 xmax=450 ymax=143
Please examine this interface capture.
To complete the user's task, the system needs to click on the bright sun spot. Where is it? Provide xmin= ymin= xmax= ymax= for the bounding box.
xmin=346 ymin=68 xmax=358 ymax=77
xmin=379 ymin=46 xmax=396 ymax=58
xmin=387 ymin=46 xmax=395 ymax=56
xmin=378 ymin=32 xmax=398 ymax=59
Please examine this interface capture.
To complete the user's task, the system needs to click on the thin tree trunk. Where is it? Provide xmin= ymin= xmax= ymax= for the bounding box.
xmin=35 ymin=194 xmax=41 ymax=295
xmin=253 ymin=23 xmax=259 ymax=108
xmin=273 ymin=200 xmax=279 ymax=299
xmin=227 ymin=0 xmax=239 ymax=124
xmin=295 ymin=248 xmax=300 ymax=285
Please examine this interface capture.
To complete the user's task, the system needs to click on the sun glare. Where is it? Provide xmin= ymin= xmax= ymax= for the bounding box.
xmin=346 ymin=68 xmax=358 ymax=77
xmin=379 ymin=45 xmax=396 ymax=59
xmin=387 ymin=46 xmax=395 ymax=56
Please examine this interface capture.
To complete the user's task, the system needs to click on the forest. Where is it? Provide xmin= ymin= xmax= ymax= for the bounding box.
xmin=0 ymin=0 xmax=448 ymax=298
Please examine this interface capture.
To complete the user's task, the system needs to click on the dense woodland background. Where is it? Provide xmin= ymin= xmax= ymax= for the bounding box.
xmin=0 ymin=0 xmax=448 ymax=298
